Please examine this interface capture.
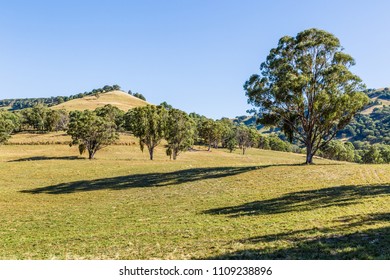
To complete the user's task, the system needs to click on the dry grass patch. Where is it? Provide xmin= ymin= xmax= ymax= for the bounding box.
xmin=51 ymin=90 xmax=148 ymax=112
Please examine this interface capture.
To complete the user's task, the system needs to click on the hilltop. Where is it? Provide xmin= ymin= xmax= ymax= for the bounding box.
xmin=0 ymin=85 xmax=148 ymax=111
xmin=51 ymin=90 xmax=149 ymax=112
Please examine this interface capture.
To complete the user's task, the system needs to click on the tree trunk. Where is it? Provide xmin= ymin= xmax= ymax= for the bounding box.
xmin=172 ymin=149 xmax=177 ymax=160
xmin=306 ymin=144 xmax=314 ymax=164
xmin=149 ymin=148 xmax=154 ymax=160
xmin=88 ymin=150 xmax=95 ymax=160
xmin=242 ymin=147 xmax=246 ymax=155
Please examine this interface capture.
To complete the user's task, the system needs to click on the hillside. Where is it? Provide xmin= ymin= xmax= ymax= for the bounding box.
xmin=51 ymin=90 xmax=149 ymax=111
xmin=360 ymin=88 xmax=390 ymax=115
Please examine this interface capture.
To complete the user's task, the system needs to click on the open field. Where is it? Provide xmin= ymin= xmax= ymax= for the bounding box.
xmin=6 ymin=132 xmax=137 ymax=145
xmin=1 ymin=144 xmax=390 ymax=259
xmin=51 ymin=90 xmax=149 ymax=112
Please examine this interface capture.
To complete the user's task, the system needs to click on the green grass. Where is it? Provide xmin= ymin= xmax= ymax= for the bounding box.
xmin=1 ymin=143 xmax=390 ymax=259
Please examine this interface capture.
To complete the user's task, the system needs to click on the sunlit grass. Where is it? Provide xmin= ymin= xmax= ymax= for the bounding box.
xmin=51 ymin=90 xmax=148 ymax=112
xmin=0 ymin=143 xmax=389 ymax=259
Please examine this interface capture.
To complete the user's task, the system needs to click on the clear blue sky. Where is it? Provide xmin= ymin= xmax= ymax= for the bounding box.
xmin=1 ymin=0 xmax=389 ymax=119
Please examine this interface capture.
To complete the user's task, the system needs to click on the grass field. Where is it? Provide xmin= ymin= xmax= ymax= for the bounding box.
xmin=1 ymin=142 xmax=390 ymax=259
xmin=6 ymin=132 xmax=137 ymax=145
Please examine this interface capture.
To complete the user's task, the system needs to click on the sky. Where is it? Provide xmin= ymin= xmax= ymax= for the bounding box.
xmin=1 ymin=0 xmax=390 ymax=119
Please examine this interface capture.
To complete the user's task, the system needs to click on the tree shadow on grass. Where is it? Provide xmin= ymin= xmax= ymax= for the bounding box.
xmin=204 ymin=213 xmax=390 ymax=259
xmin=203 ymin=184 xmax=390 ymax=217
xmin=9 ymin=156 xmax=82 ymax=162
xmin=20 ymin=165 xmax=265 ymax=194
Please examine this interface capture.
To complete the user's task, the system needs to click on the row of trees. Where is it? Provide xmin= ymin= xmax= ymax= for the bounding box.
xmin=0 ymin=105 xmax=69 ymax=133
xmin=128 ymin=90 xmax=146 ymax=101
xmin=67 ymin=105 xmax=195 ymax=160
xmin=20 ymin=105 xmax=69 ymax=132
xmin=2 ymin=102 xmax=389 ymax=163
xmin=64 ymin=104 xmax=303 ymax=160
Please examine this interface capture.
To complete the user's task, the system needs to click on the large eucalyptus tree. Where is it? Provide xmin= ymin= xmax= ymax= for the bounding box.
xmin=244 ymin=28 xmax=369 ymax=164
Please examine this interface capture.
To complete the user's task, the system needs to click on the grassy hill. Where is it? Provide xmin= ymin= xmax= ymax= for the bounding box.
xmin=361 ymin=98 xmax=390 ymax=115
xmin=361 ymin=88 xmax=390 ymax=115
xmin=1 ymin=143 xmax=389 ymax=259
xmin=51 ymin=90 xmax=149 ymax=112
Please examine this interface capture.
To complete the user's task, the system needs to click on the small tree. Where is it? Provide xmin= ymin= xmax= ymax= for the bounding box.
xmin=362 ymin=145 xmax=383 ymax=164
xmin=219 ymin=119 xmax=237 ymax=152
xmin=225 ymin=128 xmax=238 ymax=153
xmin=0 ymin=111 xmax=16 ymax=144
xmin=244 ymin=28 xmax=369 ymax=164
xmin=165 ymin=109 xmax=195 ymax=160
xmin=124 ymin=105 xmax=167 ymax=160
xmin=198 ymin=119 xmax=225 ymax=151
xmin=133 ymin=92 xmax=146 ymax=101
xmin=160 ymin=101 xmax=173 ymax=110
xmin=198 ymin=119 xmax=214 ymax=151
xmin=236 ymin=125 xmax=258 ymax=155
xmin=258 ymin=134 xmax=271 ymax=150
xmin=67 ymin=110 xmax=119 ymax=159
xmin=46 ymin=109 xmax=69 ymax=132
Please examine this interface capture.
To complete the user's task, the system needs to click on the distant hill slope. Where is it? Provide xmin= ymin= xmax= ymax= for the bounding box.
xmin=360 ymin=88 xmax=390 ymax=115
xmin=51 ymin=90 xmax=149 ymax=111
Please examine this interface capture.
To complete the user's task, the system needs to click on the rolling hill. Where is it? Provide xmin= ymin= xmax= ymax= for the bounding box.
xmin=51 ymin=90 xmax=149 ymax=111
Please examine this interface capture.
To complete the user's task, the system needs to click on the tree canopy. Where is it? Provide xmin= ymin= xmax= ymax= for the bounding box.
xmin=244 ymin=28 xmax=369 ymax=163
xmin=0 ymin=110 xmax=16 ymax=144
xmin=124 ymin=105 xmax=167 ymax=160
xmin=165 ymin=109 xmax=195 ymax=160
xmin=67 ymin=109 xmax=119 ymax=159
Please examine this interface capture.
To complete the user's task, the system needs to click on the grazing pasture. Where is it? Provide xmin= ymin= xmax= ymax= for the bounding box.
xmin=1 ymin=143 xmax=389 ymax=259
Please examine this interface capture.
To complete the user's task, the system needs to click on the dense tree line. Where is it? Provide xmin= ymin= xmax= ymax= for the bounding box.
xmin=19 ymin=105 xmax=69 ymax=132
xmin=319 ymin=139 xmax=390 ymax=164
xmin=63 ymin=103 xmax=307 ymax=160
xmin=2 ymin=102 xmax=388 ymax=164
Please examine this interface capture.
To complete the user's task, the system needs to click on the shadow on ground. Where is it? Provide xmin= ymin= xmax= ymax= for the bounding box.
xmin=21 ymin=165 xmax=266 ymax=194
xmin=203 ymin=184 xmax=390 ymax=217
xmin=204 ymin=213 xmax=390 ymax=259
xmin=9 ymin=156 xmax=81 ymax=162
